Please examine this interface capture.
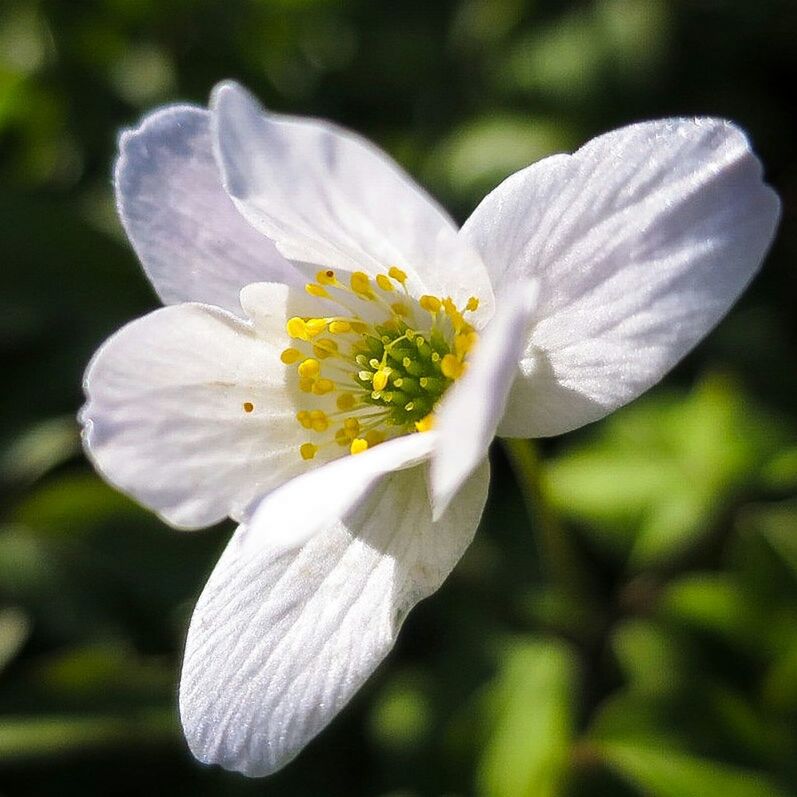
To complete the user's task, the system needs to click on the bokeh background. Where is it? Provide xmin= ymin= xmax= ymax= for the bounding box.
xmin=1 ymin=0 xmax=796 ymax=794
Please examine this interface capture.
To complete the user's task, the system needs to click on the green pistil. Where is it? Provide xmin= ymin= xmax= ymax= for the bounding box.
xmin=354 ymin=322 xmax=453 ymax=426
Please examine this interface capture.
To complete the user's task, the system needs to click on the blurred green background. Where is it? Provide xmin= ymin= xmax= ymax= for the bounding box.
xmin=1 ymin=0 xmax=796 ymax=794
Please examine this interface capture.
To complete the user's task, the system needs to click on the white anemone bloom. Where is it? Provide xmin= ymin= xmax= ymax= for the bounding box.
xmin=80 ymin=81 xmax=779 ymax=776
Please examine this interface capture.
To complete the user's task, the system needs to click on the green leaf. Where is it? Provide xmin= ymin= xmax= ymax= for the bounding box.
xmin=752 ymin=502 xmax=797 ymax=579
xmin=0 ymin=416 xmax=79 ymax=486
xmin=599 ymin=741 xmax=790 ymax=797
xmin=12 ymin=472 xmax=153 ymax=536
xmin=612 ymin=620 xmax=685 ymax=697
xmin=0 ymin=710 xmax=176 ymax=762
xmin=368 ymin=669 xmax=433 ymax=753
xmin=660 ymin=572 xmax=755 ymax=644
xmin=429 ymin=115 xmax=574 ymax=204
xmin=478 ymin=639 xmax=576 ymax=797
xmin=28 ymin=644 xmax=174 ymax=710
xmin=0 ymin=607 xmax=30 ymax=674
xmin=544 ymin=376 xmax=789 ymax=568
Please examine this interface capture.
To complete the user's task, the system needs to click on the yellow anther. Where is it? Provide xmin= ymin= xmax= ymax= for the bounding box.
xmin=442 ymin=297 xmax=465 ymax=331
xmin=313 ymin=338 xmax=338 ymax=359
xmin=391 ymin=302 xmax=409 ymax=316
xmin=419 ymin=295 xmax=441 ymax=313
xmin=372 ymin=369 xmax=390 ymax=391
xmin=358 ymin=370 xmax=373 ymax=382
xmin=296 ymin=410 xmax=312 ymax=429
xmin=298 ymin=377 xmax=315 ymax=393
xmin=280 ymin=347 xmax=302 ymax=364
xmin=335 ymin=428 xmax=349 ymax=446
xmin=312 ymin=378 xmax=335 ymax=395
xmin=376 ymin=274 xmax=394 ymax=292
xmin=441 ymin=353 xmax=464 ymax=379
xmin=297 ymin=358 xmax=321 ymax=378
xmin=388 ymin=266 xmax=407 ymax=283
xmin=300 ymin=443 xmax=319 ymax=460
xmin=328 ymin=320 xmax=351 ymax=334
xmin=316 ymin=269 xmax=337 ymax=285
xmin=305 ymin=283 xmax=330 ymax=299
xmin=336 ymin=393 xmax=357 ymax=411
xmin=286 ymin=317 xmax=308 ymax=340
xmin=365 ymin=430 xmax=385 ymax=447
xmin=350 ymin=438 xmax=369 ymax=455
xmin=343 ymin=418 xmax=360 ymax=440
xmin=350 ymin=271 xmax=373 ymax=297
xmin=309 ymin=410 xmax=329 ymax=432
xmin=466 ymin=296 xmax=479 ymax=312
xmin=415 ymin=413 xmax=436 ymax=433
xmin=454 ymin=331 xmax=479 ymax=358
xmin=350 ymin=320 xmax=369 ymax=333
xmin=305 ymin=318 xmax=328 ymax=337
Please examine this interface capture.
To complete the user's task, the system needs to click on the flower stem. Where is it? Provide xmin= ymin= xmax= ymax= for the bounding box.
xmin=502 ymin=438 xmax=589 ymax=598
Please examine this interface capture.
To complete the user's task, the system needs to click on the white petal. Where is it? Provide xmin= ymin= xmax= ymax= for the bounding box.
xmin=431 ymin=281 xmax=538 ymax=519
xmin=210 ymin=81 xmax=494 ymax=320
xmin=179 ymin=457 xmax=490 ymax=776
xmin=80 ymin=288 xmax=311 ymax=529
xmin=242 ymin=432 xmax=437 ymax=554
xmin=116 ymin=104 xmax=300 ymax=314
xmin=461 ymin=118 xmax=781 ymax=437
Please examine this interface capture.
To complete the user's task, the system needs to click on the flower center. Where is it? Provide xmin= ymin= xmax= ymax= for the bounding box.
xmin=280 ymin=267 xmax=480 ymax=460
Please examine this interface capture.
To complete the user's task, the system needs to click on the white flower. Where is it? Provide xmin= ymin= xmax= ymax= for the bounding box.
xmin=79 ymin=81 xmax=779 ymax=776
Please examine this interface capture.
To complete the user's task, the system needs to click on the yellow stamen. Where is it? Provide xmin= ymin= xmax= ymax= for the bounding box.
xmin=309 ymin=410 xmax=329 ymax=432
xmin=312 ymin=378 xmax=335 ymax=395
xmin=365 ymin=430 xmax=385 ymax=446
xmin=350 ymin=271 xmax=373 ymax=297
xmin=316 ymin=269 xmax=337 ymax=285
xmin=388 ymin=266 xmax=407 ymax=284
xmin=305 ymin=283 xmax=330 ymax=299
xmin=313 ymin=338 xmax=338 ymax=359
xmin=350 ymin=438 xmax=369 ymax=455
xmin=343 ymin=418 xmax=360 ymax=440
xmin=305 ymin=318 xmax=328 ymax=337
xmin=391 ymin=302 xmax=409 ymax=316
xmin=298 ymin=377 xmax=315 ymax=393
xmin=296 ymin=410 xmax=312 ymax=429
xmin=415 ymin=413 xmax=436 ymax=433
xmin=376 ymin=274 xmax=394 ymax=292
xmin=419 ymin=295 xmax=441 ymax=313
xmin=297 ymin=358 xmax=321 ymax=378
xmin=442 ymin=298 xmax=465 ymax=332
xmin=336 ymin=393 xmax=356 ymax=411
xmin=328 ymin=320 xmax=352 ymax=334
xmin=454 ymin=331 xmax=479 ymax=358
xmin=286 ymin=317 xmax=308 ymax=340
xmin=441 ymin=353 xmax=464 ymax=379
xmin=280 ymin=347 xmax=302 ymax=364
xmin=372 ymin=369 xmax=391 ymax=391
xmin=300 ymin=443 xmax=319 ymax=460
